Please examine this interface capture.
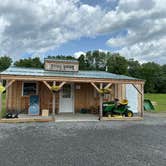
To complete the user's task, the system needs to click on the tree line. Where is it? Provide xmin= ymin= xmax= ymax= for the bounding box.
xmin=0 ymin=50 xmax=165 ymax=93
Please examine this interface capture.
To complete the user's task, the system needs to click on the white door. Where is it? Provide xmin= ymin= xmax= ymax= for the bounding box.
xmin=59 ymin=84 xmax=74 ymax=113
xmin=126 ymin=84 xmax=138 ymax=113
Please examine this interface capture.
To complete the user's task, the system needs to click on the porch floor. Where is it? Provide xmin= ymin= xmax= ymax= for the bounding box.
xmin=55 ymin=113 xmax=99 ymax=122
xmin=0 ymin=114 xmax=53 ymax=123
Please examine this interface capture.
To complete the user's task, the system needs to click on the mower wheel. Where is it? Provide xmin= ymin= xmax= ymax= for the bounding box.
xmin=126 ymin=111 xmax=133 ymax=117
xmin=106 ymin=112 xmax=112 ymax=118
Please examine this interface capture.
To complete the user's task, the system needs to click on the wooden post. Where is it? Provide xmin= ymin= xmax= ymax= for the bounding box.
xmin=0 ymin=80 xmax=2 ymax=118
xmin=91 ymin=82 xmax=100 ymax=92
xmin=43 ymin=81 xmax=52 ymax=90
xmin=5 ymin=80 xmax=15 ymax=89
xmin=52 ymin=81 xmax=56 ymax=120
xmin=104 ymin=83 xmax=112 ymax=89
xmin=99 ymin=83 xmax=103 ymax=120
xmin=132 ymin=84 xmax=142 ymax=95
xmin=141 ymin=84 xmax=144 ymax=117
xmin=0 ymin=92 xmax=2 ymax=118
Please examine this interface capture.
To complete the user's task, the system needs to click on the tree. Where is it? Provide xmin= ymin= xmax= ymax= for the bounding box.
xmin=127 ymin=59 xmax=142 ymax=78
xmin=78 ymin=54 xmax=87 ymax=70
xmin=141 ymin=62 xmax=161 ymax=93
xmin=156 ymin=64 xmax=166 ymax=93
xmin=92 ymin=50 xmax=107 ymax=70
xmin=107 ymin=54 xmax=128 ymax=75
xmin=14 ymin=57 xmax=43 ymax=68
xmin=47 ymin=55 xmax=76 ymax=60
xmin=80 ymin=50 xmax=108 ymax=71
xmin=0 ymin=56 xmax=12 ymax=72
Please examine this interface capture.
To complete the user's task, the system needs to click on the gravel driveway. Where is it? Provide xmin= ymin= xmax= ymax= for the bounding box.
xmin=0 ymin=113 xmax=165 ymax=166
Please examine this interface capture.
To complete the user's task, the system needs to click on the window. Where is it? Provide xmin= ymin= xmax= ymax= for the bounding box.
xmin=50 ymin=64 xmax=61 ymax=71
xmin=23 ymin=82 xmax=37 ymax=96
xmin=62 ymin=84 xmax=71 ymax=98
xmin=64 ymin=65 xmax=74 ymax=71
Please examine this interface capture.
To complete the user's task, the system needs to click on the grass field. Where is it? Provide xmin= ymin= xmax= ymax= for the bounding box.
xmin=144 ymin=93 xmax=166 ymax=112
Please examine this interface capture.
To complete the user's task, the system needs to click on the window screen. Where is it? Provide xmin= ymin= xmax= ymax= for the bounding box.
xmin=62 ymin=84 xmax=71 ymax=98
xmin=50 ymin=64 xmax=61 ymax=70
xmin=64 ymin=65 xmax=74 ymax=71
xmin=23 ymin=83 xmax=37 ymax=96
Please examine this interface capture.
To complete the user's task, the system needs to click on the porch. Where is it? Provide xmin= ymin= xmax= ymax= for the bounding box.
xmin=0 ymin=80 xmax=144 ymax=120
xmin=0 ymin=114 xmax=53 ymax=123
xmin=55 ymin=113 xmax=99 ymax=122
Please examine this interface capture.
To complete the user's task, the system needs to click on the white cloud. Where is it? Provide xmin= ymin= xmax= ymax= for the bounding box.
xmin=0 ymin=0 xmax=165 ymax=64
xmin=0 ymin=0 xmax=104 ymax=59
xmin=105 ymin=0 xmax=166 ymax=64
xmin=74 ymin=51 xmax=85 ymax=58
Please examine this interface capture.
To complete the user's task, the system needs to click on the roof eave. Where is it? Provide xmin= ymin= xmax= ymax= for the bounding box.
xmin=0 ymin=74 xmax=145 ymax=84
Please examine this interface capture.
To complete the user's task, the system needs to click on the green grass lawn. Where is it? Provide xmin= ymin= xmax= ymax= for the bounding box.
xmin=144 ymin=93 xmax=166 ymax=112
xmin=1 ymin=93 xmax=6 ymax=117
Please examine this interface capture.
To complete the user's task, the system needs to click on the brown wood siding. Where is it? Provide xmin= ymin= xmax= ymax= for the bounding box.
xmin=7 ymin=81 xmax=22 ymax=112
xmin=6 ymin=81 xmax=138 ymax=114
xmin=6 ymin=81 xmax=57 ymax=114
xmin=38 ymin=82 xmax=59 ymax=114
xmin=114 ymin=83 xmax=126 ymax=100
xmin=74 ymin=83 xmax=99 ymax=112
xmin=39 ymin=82 xmax=52 ymax=113
xmin=137 ymin=84 xmax=142 ymax=115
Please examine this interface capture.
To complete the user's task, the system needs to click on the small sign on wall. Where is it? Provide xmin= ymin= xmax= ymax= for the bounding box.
xmin=76 ymin=85 xmax=81 ymax=90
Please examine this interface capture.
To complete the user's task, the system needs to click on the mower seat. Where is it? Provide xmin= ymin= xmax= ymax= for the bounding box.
xmin=120 ymin=99 xmax=128 ymax=105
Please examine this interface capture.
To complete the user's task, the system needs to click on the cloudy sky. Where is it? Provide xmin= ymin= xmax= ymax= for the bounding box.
xmin=0 ymin=0 xmax=165 ymax=64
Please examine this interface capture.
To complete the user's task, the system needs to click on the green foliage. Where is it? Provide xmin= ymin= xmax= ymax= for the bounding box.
xmin=155 ymin=64 xmax=166 ymax=93
xmin=107 ymin=54 xmax=128 ymax=74
xmin=77 ymin=51 xmax=165 ymax=93
xmin=14 ymin=57 xmax=43 ymax=68
xmin=0 ymin=56 xmax=12 ymax=72
xmin=127 ymin=59 xmax=142 ymax=78
xmin=47 ymin=55 xmax=76 ymax=60
xmin=78 ymin=54 xmax=87 ymax=70
xmin=78 ymin=50 xmax=109 ymax=70
xmin=141 ymin=62 xmax=161 ymax=93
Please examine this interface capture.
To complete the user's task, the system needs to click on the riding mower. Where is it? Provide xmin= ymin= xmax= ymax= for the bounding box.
xmin=103 ymin=99 xmax=133 ymax=117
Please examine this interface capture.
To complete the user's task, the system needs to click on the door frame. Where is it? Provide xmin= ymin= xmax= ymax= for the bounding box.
xmin=59 ymin=83 xmax=75 ymax=113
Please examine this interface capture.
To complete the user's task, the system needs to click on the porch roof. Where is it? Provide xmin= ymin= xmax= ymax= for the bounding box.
xmin=0 ymin=66 xmax=143 ymax=81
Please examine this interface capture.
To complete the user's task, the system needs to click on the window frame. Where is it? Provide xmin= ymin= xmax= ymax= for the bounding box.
xmin=63 ymin=65 xmax=75 ymax=71
xmin=50 ymin=64 xmax=62 ymax=71
xmin=22 ymin=81 xmax=38 ymax=96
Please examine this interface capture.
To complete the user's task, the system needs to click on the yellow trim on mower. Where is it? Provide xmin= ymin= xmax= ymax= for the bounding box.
xmin=119 ymin=99 xmax=128 ymax=105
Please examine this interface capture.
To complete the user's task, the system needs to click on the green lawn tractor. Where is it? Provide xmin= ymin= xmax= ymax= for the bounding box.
xmin=103 ymin=99 xmax=133 ymax=117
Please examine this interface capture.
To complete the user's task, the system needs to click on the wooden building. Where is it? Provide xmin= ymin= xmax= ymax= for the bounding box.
xmin=0 ymin=59 xmax=145 ymax=120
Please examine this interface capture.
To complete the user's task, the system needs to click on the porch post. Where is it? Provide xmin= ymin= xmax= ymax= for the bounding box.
xmin=0 ymin=80 xmax=2 ymax=118
xmin=99 ymin=83 xmax=103 ymax=120
xmin=52 ymin=81 xmax=56 ymax=120
xmin=141 ymin=84 xmax=144 ymax=117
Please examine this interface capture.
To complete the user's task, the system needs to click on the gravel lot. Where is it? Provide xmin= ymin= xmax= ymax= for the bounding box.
xmin=0 ymin=113 xmax=166 ymax=166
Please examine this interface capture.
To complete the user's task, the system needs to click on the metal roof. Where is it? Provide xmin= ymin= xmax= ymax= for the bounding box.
xmin=0 ymin=66 xmax=142 ymax=80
